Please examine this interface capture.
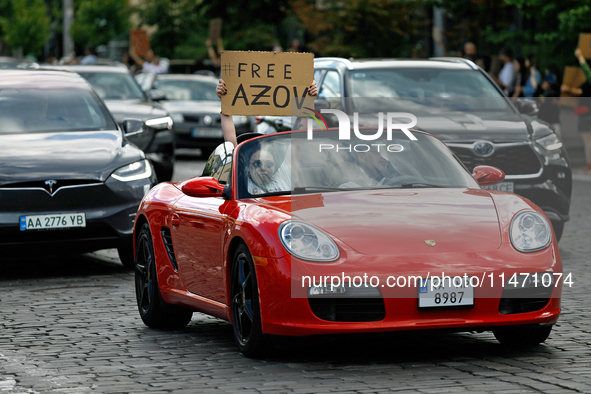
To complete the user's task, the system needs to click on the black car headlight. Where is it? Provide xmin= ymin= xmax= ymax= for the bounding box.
xmin=510 ymin=210 xmax=552 ymax=252
xmin=279 ymin=220 xmax=339 ymax=262
xmin=111 ymin=159 xmax=153 ymax=182
xmin=535 ymin=134 xmax=562 ymax=151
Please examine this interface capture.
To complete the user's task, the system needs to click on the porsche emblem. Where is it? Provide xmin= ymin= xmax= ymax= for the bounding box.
xmin=424 ymin=240 xmax=436 ymax=247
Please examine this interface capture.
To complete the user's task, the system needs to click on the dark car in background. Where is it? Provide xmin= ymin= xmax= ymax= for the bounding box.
xmin=136 ymin=73 xmax=251 ymax=157
xmin=0 ymin=69 xmax=157 ymax=268
xmin=43 ymin=65 xmax=175 ymax=181
xmin=313 ymin=57 xmax=572 ymax=240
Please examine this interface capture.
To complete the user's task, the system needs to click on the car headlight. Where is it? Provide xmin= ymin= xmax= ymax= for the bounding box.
xmin=232 ymin=115 xmax=249 ymax=126
xmin=169 ymin=112 xmax=184 ymax=123
xmin=510 ymin=210 xmax=552 ymax=252
xmin=111 ymin=159 xmax=153 ymax=182
xmin=536 ymin=134 xmax=562 ymax=151
xmin=279 ymin=220 xmax=339 ymax=261
xmin=145 ymin=116 xmax=173 ymax=130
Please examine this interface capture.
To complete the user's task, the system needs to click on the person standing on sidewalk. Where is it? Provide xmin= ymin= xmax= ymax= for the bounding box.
xmin=562 ymin=49 xmax=591 ymax=173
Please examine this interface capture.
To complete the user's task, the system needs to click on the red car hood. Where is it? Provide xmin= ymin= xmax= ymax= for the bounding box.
xmin=264 ymin=188 xmax=501 ymax=255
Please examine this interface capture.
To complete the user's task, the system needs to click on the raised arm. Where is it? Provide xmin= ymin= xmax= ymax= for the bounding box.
xmin=216 ymin=79 xmax=237 ymax=147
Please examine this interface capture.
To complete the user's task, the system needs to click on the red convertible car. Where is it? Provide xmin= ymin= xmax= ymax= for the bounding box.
xmin=133 ymin=128 xmax=562 ymax=357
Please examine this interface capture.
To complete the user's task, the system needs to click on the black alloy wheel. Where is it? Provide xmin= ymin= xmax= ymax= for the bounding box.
xmin=230 ymin=243 xmax=270 ymax=357
xmin=135 ymin=222 xmax=192 ymax=329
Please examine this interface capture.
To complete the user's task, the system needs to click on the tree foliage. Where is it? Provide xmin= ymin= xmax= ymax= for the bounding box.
xmin=0 ymin=0 xmax=50 ymax=56
xmin=70 ymin=0 xmax=129 ymax=49
xmin=290 ymin=0 xmax=428 ymax=57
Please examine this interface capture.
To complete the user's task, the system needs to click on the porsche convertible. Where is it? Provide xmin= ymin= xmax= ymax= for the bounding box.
xmin=133 ymin=128 xmax=562 ymax=357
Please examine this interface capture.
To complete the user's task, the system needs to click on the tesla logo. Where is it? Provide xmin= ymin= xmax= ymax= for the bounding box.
xmin=473 ymin=141 xmax=494 ymax=157
xmin=45 ymin=180 xmax=57 ymax=194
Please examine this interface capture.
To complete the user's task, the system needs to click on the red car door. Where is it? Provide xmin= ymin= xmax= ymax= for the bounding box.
xmin=172 ymin=195 xmax=228 ymax=302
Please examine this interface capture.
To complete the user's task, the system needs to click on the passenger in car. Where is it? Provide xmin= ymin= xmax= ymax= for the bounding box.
xmin=339 ymin=150 xmax=400 ymax=188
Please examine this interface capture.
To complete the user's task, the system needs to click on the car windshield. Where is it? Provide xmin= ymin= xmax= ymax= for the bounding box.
xmin=153 ymin=78 xmax=219 ymax=101
xmin=77 ymin=71 xmax=145 ymax=101
xmin=349 ymin=68 xmax=509 ymax=113
xmin=236 ymin=130 xmax=478 ymax=198
xmin=0 ymin=87 xmax=116 ymax=133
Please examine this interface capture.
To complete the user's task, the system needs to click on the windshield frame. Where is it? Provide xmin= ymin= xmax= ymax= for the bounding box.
xmin=234 ymin=129 xmax=479 ymax=200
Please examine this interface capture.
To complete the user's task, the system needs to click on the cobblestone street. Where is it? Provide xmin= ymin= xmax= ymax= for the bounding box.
xmin=1 ymin=172 xmax=590 ymax=393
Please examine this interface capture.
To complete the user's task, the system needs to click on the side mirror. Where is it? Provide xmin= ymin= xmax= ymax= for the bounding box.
xmin=181 ymin=176 xmax=224 ymax=198
xmin=122 ymin=119 xmax=144 ymax=136
xmin=472 ymin=165 xmax=505 ymax=186
xmin=515 ymin=98 xmax=539 ymax=116
xmin=147 ymin=89 xmax=166 ymax=102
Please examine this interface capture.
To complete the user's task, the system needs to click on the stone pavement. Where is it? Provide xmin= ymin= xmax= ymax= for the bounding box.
xmin=0 ymin=176 xmax=590 ymax=393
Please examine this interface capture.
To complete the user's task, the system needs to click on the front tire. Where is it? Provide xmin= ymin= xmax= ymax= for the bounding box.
xmin=230 ymin=243 xmax=271 ymax=357
xmin=493 ymin=325 xmax=552 ymax=347
xmin=135 ymin=223 xmax=193 ymax=329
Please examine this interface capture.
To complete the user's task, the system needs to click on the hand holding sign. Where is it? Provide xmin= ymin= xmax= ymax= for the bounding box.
xmin=220 ymin=51 xmax=315 ymax=116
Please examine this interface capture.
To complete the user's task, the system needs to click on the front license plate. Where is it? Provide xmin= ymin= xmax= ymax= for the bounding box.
xmin=418 ymin=278 xmax=474 ymax=308
xmin=20 ymin=213 xmax=86 ymax=231
xmin=191 ymin=127 xmax=223 ymax=138
xmin=482 ymin=182 xmax=514 ymax=193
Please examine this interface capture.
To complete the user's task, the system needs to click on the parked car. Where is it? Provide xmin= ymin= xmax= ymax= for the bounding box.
xmin=136 ymin=72 xmax=251 ymax=157
xmin=0 ymin=69 xmax=157 ymax=267
xmin=133 ymin=128 xmax=562 ymax=357
xmin=43 ymin=65 xmax=175 ymax=182
xmin=312 ymin=57 xmax=572 ymax=240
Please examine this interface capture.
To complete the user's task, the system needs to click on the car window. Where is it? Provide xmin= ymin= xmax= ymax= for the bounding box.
xmin=318 ymin=70 xmax=342 ymax=98
xmin=78 ymin=72 xmax=145 ymax=100
xmin=236 ymin=131 xmax=477 ymax=199
xmin=0 ymin=87 xmax=116 ymax=133
xmin=348 ymin=69 xmax=508 ymax=112
xmin=154 ymin=78 xmax=219 ymax=101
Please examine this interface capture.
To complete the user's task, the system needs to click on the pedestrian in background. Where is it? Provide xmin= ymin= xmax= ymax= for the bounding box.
xmin=130 ymin=49 xmax=168 ymax=74
xmin=522 ymin=56 xmax=542 ymax=98
xmin=493 ymin=48 xmax=516 ymax=96
xmin=80 ymin=47 xmax=97 ymax=65
xmin=511 ymin=56 xmax=527 ymax=101
xmin=562 ymin=49 xmax=591 ymax=173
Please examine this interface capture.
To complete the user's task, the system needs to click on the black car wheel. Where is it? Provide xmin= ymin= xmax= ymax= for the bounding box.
xmin=135 ymin=223 xmax=192 ymax=329
xmin=493 ymin=325 xmax=552 ymax=347
xmin=552 ymin=221 xmax=564 ymax=242
xmin=231 ymin=243 xmax=270 ymax=357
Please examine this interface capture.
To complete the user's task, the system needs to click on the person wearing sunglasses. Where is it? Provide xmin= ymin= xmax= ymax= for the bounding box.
xmin=245 ymin=145 xmax=292 ymax=195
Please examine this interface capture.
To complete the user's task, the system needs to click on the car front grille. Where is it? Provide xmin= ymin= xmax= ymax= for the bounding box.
xmin=498 ymin=286 xmax=553 ymax=315
xmin=308 ymin=297 xmax=386 ymax=322
xmin=449 ymin=144 xmax=541 ymax=175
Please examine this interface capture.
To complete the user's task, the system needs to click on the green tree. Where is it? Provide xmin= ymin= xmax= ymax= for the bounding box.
xmin=135 ymin=0 xmax=206 ymax=59
xmin=70 ymin=0 xmax=130 ymax=49
xmin=290 ymin=0 xmax=428 ymax=58
xmin=0 ymin=0 xmax=50 ymax=57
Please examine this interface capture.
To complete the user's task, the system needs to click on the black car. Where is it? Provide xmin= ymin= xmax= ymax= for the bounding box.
xmin=0 ymin=69 xmax=157 ymax=267
xmin=44 ymin=65 xmax=175 ymax=182
xmin=313 ymin=57 xmax=572 ymax=240
xmin=136 ymin=73 xmax=251 ymax=157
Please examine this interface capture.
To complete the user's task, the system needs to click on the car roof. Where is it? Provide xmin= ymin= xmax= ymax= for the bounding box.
xmin=314 ymin=57 xmax=479 ymax=71
xmin=0 ymin=69 xmax=94 ymax=89
xmin=40 ymin=64 xmax=131 ymax=74
xmin=154 ymin=73 xmax=218 ymax=82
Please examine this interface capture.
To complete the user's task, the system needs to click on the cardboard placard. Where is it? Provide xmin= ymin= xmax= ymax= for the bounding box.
xmin=130 ymin=29 xmax=150 ymax=57
xmin=561 ymin=66 xmax=588 ymax=98
xmin=209 ymin=18 xmax=222 ymax=44
xmin=577 ymin=33 xmax=591 ymax=60
xmin=220 ymin=51 xmax=314 ymax=116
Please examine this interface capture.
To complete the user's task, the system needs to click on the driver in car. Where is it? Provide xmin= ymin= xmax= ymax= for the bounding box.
xmin=339 ymin=150 xmax=400 ymax=188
